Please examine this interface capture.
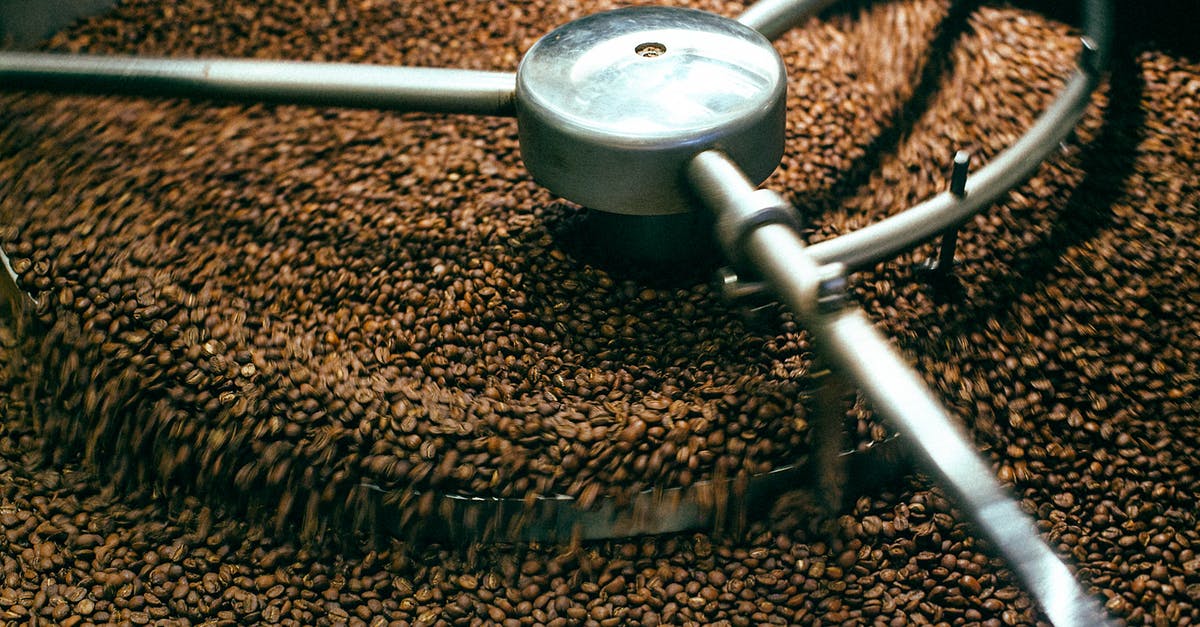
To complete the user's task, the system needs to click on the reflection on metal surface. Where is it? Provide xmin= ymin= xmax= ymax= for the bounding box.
xmin=0 ymin=52 xmax=518 ymax=115
xmin=516 ymin=7 xmax=786 ymax=216
xmin=687 ymin=149 xmax=1114 ymax=626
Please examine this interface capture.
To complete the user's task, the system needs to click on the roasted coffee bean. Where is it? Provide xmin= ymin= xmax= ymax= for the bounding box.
xmin=0 ymin=0 xmax=1197 ymax=625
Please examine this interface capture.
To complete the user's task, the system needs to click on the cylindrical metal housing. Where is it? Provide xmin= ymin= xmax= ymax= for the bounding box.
xmin=516 ymin=7 xmax=787 ymax=216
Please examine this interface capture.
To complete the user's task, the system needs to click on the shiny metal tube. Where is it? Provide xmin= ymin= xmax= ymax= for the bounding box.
xmin=687 ymin=150 xmax=1110 ymax=626
xmin=0 ymin=52 xmax=517 ymax=116
xmin=736 ymin=0 xmax=840 ymax=41
xmin=805 ymin=304 xmax=1110 ymax=627
xmin=750 ymin=225 xmax=1108 ymax=626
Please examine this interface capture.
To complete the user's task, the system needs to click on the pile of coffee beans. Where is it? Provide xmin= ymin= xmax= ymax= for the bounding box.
xmin=0 ymin=0 xmax=960 ymax=513
xmin=0 ymin=333 xmax=1048 ymax=626
xmin=1 ymin=0 xmax=1198 ymax=624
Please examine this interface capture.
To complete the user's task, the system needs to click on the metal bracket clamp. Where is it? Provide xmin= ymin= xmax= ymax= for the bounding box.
xmin=712 ymin=187 xmax=803 ymax=270
xmin=815 ymin=262 xmax=850 ymax=314
xmin=689 ymin=150 xmax=802 ymax=268
xmin=716 ymin=259 xmax=846 ymax=332
xmin=716 ymin=266 xmax=781 ymax=330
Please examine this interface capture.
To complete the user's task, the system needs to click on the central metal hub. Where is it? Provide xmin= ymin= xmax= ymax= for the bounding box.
xmin=516 ymin=7 xmax=787 ymax=217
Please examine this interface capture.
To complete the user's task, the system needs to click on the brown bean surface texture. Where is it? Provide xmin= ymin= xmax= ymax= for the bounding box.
xmin=0 ymin=0 xmax=1197 ymax=624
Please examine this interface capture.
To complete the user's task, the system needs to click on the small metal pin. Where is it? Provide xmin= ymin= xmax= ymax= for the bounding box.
xmin=1078 ymin=36 xmax=1100 ymax=76
xmin=935 ymin=151 xmax=970 ymax=272
xmin=950 ymin=150 xmax=970 ymax=199
xmin=918 ymin=151 xmax=971 ymax=283
xmin=812 ymin=362 xmax=852 ymax=514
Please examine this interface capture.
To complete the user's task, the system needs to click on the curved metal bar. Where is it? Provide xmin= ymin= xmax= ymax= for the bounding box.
xmin=687 ymin=150 xmax=1111 ymax=626
xmin=805 ymin=69 xmax=1096 ymax=270
xmin=736 ymin=0 xmax=840 ymax=41
xmin=0 ymin=52 xmax=517 ymax=116
xmin=803 ymin=0 xmax=1111 ymax=271
xmin=369 ymin=434 xmax=906 ymax=543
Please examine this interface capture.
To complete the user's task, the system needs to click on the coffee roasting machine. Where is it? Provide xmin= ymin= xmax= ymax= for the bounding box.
xmin=0 ymin=0 xmax=1114 ymax=624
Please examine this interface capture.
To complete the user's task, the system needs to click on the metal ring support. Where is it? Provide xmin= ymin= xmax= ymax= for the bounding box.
xmin=686 ymin=150 xmax=1111 ymax=626
xmin=371 ymin=433 xmax=907 ymax=543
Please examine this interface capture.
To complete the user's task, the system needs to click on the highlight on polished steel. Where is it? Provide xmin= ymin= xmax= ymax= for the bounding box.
xmin=516 ymin=6 xmax=787 ymax=216
xmin=0 ymin=0 xmax=1114 ymax=624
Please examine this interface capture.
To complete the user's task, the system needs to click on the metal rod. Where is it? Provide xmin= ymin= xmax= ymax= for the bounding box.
xmin=928 ymin=150 xmax=971 ymax=275
xmin=687 ymin=150 xmax=1110 ymax=626
xmin=811 ymin=359 xmax=851 ymax=511
xmin=804 ymin=303 xmax=1110 ymax=627
xmin=737 ymin=0 xmax=841 ymax=41
xmin=933 ymin=228 xmax=960 ymax=274
xmin=0 ymin=52 xmax=517 ymax=116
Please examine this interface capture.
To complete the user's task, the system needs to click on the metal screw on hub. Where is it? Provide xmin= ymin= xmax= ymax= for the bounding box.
xmin=634 ymin=41 xmax=668 ymax=57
